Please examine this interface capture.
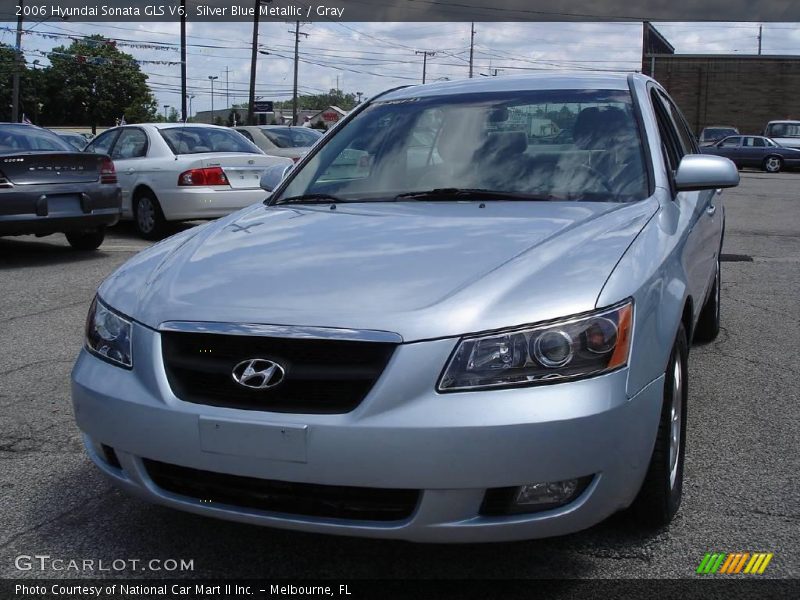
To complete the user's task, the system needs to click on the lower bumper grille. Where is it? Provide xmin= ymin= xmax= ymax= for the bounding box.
xmin=144 ymin=459 xmax=419 ymax=522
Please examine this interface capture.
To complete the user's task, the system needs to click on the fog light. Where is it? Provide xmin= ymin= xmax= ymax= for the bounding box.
xmin=515 ymin=479 xmax=579 ymax=506
xmin=480 ymin=476 xmax=593 ymax=516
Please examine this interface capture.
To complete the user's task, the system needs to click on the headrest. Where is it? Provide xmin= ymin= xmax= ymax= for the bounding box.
xmin=573 ymin=106 xmax=632 ymax=149
xmin=480 ymin=130 xmax=528 ymax=158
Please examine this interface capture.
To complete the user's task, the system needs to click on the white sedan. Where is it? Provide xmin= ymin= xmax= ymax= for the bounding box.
xmin=85 ymin=123 xmax=291 ymax=238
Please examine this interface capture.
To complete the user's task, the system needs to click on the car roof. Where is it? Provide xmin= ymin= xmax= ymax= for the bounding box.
xmin=149 ymin=123 xmax=231 ymax=130
xmin=378 ymin=72 xmax=640 ymax=102
xmin=766 ymin=120 xmax=800 ymax=125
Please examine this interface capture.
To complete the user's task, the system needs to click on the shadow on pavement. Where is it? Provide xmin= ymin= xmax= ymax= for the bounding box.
xmin=0 ymin=236 xmax=109 ymax=270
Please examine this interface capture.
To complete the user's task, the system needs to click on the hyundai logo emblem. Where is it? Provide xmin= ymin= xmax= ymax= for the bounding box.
xmin=231 ymin=359 xmax=286 ymax=390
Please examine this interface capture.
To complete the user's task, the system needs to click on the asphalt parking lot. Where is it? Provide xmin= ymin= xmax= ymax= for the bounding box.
xmin=0 ymin=171 xmax=798 ymax=580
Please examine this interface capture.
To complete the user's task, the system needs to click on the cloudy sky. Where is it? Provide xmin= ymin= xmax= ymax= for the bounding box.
xmin=2 ymin=20 xmax=799 ymax=116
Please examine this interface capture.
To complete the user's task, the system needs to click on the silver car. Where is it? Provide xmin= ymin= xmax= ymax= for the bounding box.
xmin=233 ymin=125 xmax=323 ymax=161
xmin=71 ymin=73 xmax=738 ymax=542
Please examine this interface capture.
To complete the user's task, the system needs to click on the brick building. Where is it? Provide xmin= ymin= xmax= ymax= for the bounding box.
xmin=641 ymin=24 xmax=800 ymax=136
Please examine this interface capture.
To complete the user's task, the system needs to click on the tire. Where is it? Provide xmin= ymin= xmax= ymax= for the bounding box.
xmin=65 ymin=228 xmax=105 ymax=251
xmin=763 ymin=155 xmax=783 ymax=173
xmin=627 ymin=323 xmax=688 ymax=528
xmin=133 ymin=190 xmax=167 ymax=240
xmin=693 ymin=255 xmax=721 ymax=343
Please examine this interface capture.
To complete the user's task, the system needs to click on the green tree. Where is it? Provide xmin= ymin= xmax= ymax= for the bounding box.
xmin=168 ymin=107 xmax=180 ymax=122
xmin=39 ymin=35 xmax=157 ymax=129
xmin=0 ymin=44 xmax=46 ymax=123
xmin=274 ymin=88 xmax=357 ymax=112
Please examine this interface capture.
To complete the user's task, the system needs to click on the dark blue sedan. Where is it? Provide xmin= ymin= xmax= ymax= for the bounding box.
xmin=700 ymin=135 xmax=800 ymax=173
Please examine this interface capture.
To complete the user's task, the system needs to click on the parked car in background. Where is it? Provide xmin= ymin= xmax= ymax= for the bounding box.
xmin=697 ymin=125 xmax=739 ymax=146
xmin=84 ymin=123 xmax=292 ymax=239
xmin=234 ymin=125 xmax=323 ymax=161
xmin=72 ymin=73 xmax=740 ymax=542
xmin=701 ymin=135 xmax=800 ymax=172
xmin=55 ymin=131 xmax=89 ymax=151
xmin=763 ymin=120 xmax=800 ymax=149
xmin=0 ymin=123 xmax=120 ymax=250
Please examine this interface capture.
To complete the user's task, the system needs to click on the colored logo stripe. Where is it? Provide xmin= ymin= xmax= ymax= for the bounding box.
xmin=697 ymin=552 xmax=773 ymax=574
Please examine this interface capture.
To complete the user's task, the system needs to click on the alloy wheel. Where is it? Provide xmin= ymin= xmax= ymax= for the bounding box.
xmin=765 ymin=157 xmax=782 ymax=173
xmin=137 ymin=197 xmax=155 ymax=234
xmin=668 ymin=352 xmax=683 ymax=489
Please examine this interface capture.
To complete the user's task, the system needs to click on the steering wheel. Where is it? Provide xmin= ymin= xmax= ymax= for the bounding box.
xmin=571 ymin=163 xmax=614 ymax=195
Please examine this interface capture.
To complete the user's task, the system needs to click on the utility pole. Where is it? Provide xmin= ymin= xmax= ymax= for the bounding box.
xmin=209 ymin=75 xmax=218 ymax=122
xmin=289 ymin=21 xmax=309 ymax=125
xmin=758 ymin=24 xmax=763 ymax=55
xmin=416 ymin=50 xmax=435 ymax=84
xmin=468 ymin=22 xmax=475 ymax=78
xmin=11 ymin=0 xmax=24 ymax=123
xmin=164 ymin=105 xmax=170 ymax=121
xmin=225 ymin=66 xmax=230 ymax=109
xmin=180 ymin=0 xmax=187 ymax=121
xmin=248 ymin=0 xmax=273 ymax=125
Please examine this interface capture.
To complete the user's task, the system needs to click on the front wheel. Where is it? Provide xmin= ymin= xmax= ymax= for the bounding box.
xmin=627 ymin=323 xmax=688 ymax=528
xmin=763 ymin=156 xmax=783 ymax=173
xmin=65 ymin=228 xmax=105 ymax=251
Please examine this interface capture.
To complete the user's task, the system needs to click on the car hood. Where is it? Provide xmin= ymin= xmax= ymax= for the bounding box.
xmin=770 ymin=137 xmax=800 ymax=149
xmin=100 ymin=198 xmax=658 ymax=341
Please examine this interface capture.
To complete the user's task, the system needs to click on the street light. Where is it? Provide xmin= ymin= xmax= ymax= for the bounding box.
xmin=163 ymin=104 xmax=170 ymax=121
xmin=208 ymin=75 xmax=219 ymax=123
xmin=188 ymin=95 xmax=195 ymax=121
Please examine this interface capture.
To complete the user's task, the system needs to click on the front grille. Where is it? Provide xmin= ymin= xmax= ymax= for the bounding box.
xmin=144 ymin=459 xmax=419 ymax=522
xmin=161 ymin=331 xmax=397 ymax=413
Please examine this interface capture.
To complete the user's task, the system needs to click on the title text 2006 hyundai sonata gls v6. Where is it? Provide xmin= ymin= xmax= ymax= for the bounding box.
xmin=71 ymin=74 xmax=738 ymax=542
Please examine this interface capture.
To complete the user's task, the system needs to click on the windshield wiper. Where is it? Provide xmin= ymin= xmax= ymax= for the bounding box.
xmin=272 ymin=193 xmax=348 ymax=206
xmin=394 ymin=188 xmax=556 ymax=201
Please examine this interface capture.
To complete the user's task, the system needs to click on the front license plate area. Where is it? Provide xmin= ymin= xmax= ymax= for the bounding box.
xmin=198 ymin=417 xmax=307 ymax=463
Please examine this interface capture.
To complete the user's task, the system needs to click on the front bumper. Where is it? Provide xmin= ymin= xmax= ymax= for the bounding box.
xmin=71 ymin=322 xmax=664 ymax=542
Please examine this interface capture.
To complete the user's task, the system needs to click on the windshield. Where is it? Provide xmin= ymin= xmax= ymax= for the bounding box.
xmin=765 ymin=123 xmax=800 ymax=138
xmin=263 ymin=127 xmax=321 ymax=148
xmin=274 ymin=89 xmax=649 ymax=204
xmin=160 ymin=126 xmax=262 ymax=154
xmin=0 ymin=125 xmax=74 ymax=153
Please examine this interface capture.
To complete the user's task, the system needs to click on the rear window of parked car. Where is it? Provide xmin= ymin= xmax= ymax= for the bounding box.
xmin=0 ymin=125 xmax=74 ymax=153
xmin=160 ymin=127 xmax=262 ymax=155
xmin=701 ymin=128 xmax=737 ymax=141
xmin=262 ymin=127 xmax=321 ymax=148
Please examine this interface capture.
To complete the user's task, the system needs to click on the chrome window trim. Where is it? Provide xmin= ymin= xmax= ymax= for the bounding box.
xmin=158 ymin=321 xmax=403 ymax=344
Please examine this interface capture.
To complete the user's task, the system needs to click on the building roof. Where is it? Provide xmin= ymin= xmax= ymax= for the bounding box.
xmin=647 ymin=53 xmax=800 ymax=60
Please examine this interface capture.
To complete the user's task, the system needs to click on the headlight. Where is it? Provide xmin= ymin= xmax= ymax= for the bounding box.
xmin=85 ymin=296 xmax=133 ymax=368
xmin=438 ymin=300 xmax=632 ymax=392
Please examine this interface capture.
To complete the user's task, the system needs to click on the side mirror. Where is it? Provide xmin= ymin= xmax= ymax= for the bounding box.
xmin=260 ymin=162 xmax=293 ymax=192
xmin=674 ymin=155 xmax=739 ymax=192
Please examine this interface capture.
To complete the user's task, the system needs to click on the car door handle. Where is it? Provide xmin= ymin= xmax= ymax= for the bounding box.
xmin=706 ymin=204 xmax=716 ymax=216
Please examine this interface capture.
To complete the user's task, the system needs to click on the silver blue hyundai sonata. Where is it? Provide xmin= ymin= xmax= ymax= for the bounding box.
xmin=71 ymin=73 xmax=739 ymax=542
